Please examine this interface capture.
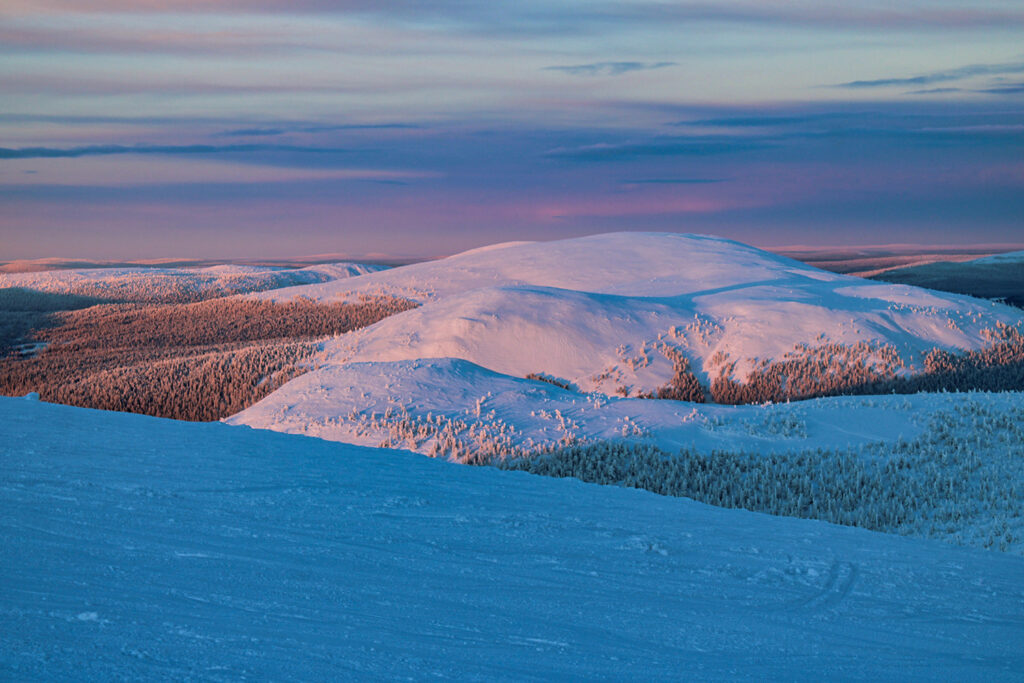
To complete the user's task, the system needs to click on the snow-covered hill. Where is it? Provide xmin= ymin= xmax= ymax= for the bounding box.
xmin=253 ymin=233 xmax=1021 ymax=392
xmin=871 ymin=249 xmax=1024 ymax=307
xmin=3 ymin=396 xmax=1022 ymax=680
xmin=232 ymin=233 xmax=1024 ymax=460
xmin=966 ymin=250 xmax=1024 ymax=265
xmin=0 ymin=261 xmax=387 ymax=303
xmin=231 ymin=357 xmax=940 ymax=456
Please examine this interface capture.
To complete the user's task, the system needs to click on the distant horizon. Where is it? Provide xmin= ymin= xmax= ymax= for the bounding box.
xmin=3 ymin=230 xmax=1024 ymax=269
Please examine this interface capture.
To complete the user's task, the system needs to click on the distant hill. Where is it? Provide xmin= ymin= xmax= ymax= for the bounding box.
xmin=250 ymin=232 xmax=1022 ymax=392
xmin=868 ymin=250 xmax=1024 ymax=308
xmin=234 ymin=232 xmax=1024 ymax=457
xmin=0 ymin=262 xmax=388 ymax=303
xmin=771 ymin=244 xmax=1022 ymax=276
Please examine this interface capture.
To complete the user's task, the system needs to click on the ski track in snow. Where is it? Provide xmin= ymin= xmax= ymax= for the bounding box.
xmin=2 ymin=397 xmax=1023 ymax=680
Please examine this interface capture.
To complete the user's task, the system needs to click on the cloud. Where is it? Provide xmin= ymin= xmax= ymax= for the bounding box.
xmin=906 ymin=87 xmax=965 ymax=95
xmin=0 ymin=114 xmax=423 ymax=134
xmin=614 ymin=3 xmax=1024 ymax=30
xmin=0 ymin=143 xmax=347 ymax=159
xmin=545 ymin=61 xmax=676 ymax=76
xmin=5 ymin=100 xmax=1024 ymax=256
xmin=671 ymin=106 xmax=1024 ymax=138
xmin=215 ymin=122 xmax=422 ymax=137
xmin=835 ymin=60 xmax=1024 ymax=88
xmin=9 ymin=1 xmax=1024 ymax=33
xmin=0 ymin=71 xmax=391 ymax=96
xmin=683 ymin=113 xmax=850 ymax=128
xmin=841 ymin=75 xmax=947 ymax=88
xmin=217 ymin=128 xmax=288 ymax=137
xmin=544 ymin=137 xmax=768 ymax=161
xmin=979 ymin=82 xmax=1024 ymax=95
xmin=621 ymin=178 xmax=727 ymax=184
xmin=0 ymin=113 xmax=242 ymax=126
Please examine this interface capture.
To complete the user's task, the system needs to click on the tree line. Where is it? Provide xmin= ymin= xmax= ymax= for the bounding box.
xmin=0 ymin=295 xmax=417 ymax=421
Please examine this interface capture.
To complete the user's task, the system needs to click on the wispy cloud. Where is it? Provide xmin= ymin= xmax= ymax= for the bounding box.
xmin=672 ymin=106 xmax=1024 ymax=136
xmin=0 ymin=113 xmax=423 ymax=132
xmin=683 ymin=113 xmax=850 ymax=128
xmin=216 ymin=128 xmax=288 ymax=138
xmin=545 ymin=61 xmax=676 ymax=76
xmin=906 ymin=87 xmax=964 ymax=95
xmin=610 ymin=3 xmax=1024 ymax=30
xmin=979 ymin=82 xmax=1024 ymax=95
xmin=835 ymin=60 xmax=1024 ymax=88
xmin=0 ymin=113 xmax=256 ymax=127
xmin=621 ymin=178 xmax=727 ymax=184
xmin=0 ymin=143 xmax=347 ymax=159
xmin=215 ymin=123 xmax=421 ymax=137
xmin=7 ymin=1 xmax=1024 ymax=31
xmin=545 ymin=136 xmax=768 ymax=161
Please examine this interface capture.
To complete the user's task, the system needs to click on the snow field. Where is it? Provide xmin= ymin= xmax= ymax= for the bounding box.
xmin=3 ymin=397 xmax=1023 ymax=680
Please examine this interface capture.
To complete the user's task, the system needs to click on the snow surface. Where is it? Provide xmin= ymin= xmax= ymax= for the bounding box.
xmin=3 ymin=396 xmax=1023 ymax=680
xmin=229 ymin=357 xmax=942 ymax=455
xmin=233 ymin=233 xmax=1024 ymax=454
xmin=251 ymin=233 xmax=1021 ymax=390
xmin=0 ymin=261 xmax=386 ymax=301
xmin=973 ymin=250 xmax=1024 ymax=265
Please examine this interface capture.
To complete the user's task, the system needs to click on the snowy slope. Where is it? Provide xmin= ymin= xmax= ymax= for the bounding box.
xmin=254 ymin=233 xmax=810 ymax=302
xmin=231 ymin=233 xmax=1024 ymax=463
xmin=251 ymin=233 xmax=1021 ymax=394
xmin=229 ymin=357 xmax=940 ymax=455
xmin=0 ymin=261 xmax=387 ymax=302
xmin=3 ymin=396 xmax=1023 ymax=680
xmin=227 ymin=358 xmax=1024 ymax=552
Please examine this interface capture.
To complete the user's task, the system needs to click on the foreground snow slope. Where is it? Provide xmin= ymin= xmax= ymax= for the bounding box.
xmin=0 ymin=261 xmax=386 ymax=302
xmin=3 ymin=397 xmax=1023 ymax=679
xmin=251 ymin=232 xmax=1022 ymax=399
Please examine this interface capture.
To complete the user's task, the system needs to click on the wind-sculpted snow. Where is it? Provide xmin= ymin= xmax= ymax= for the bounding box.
xmin=0 ymin=261 xmax=386 ymax=303
xmin=3 ymin=397 xmax=1023 ymax=679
